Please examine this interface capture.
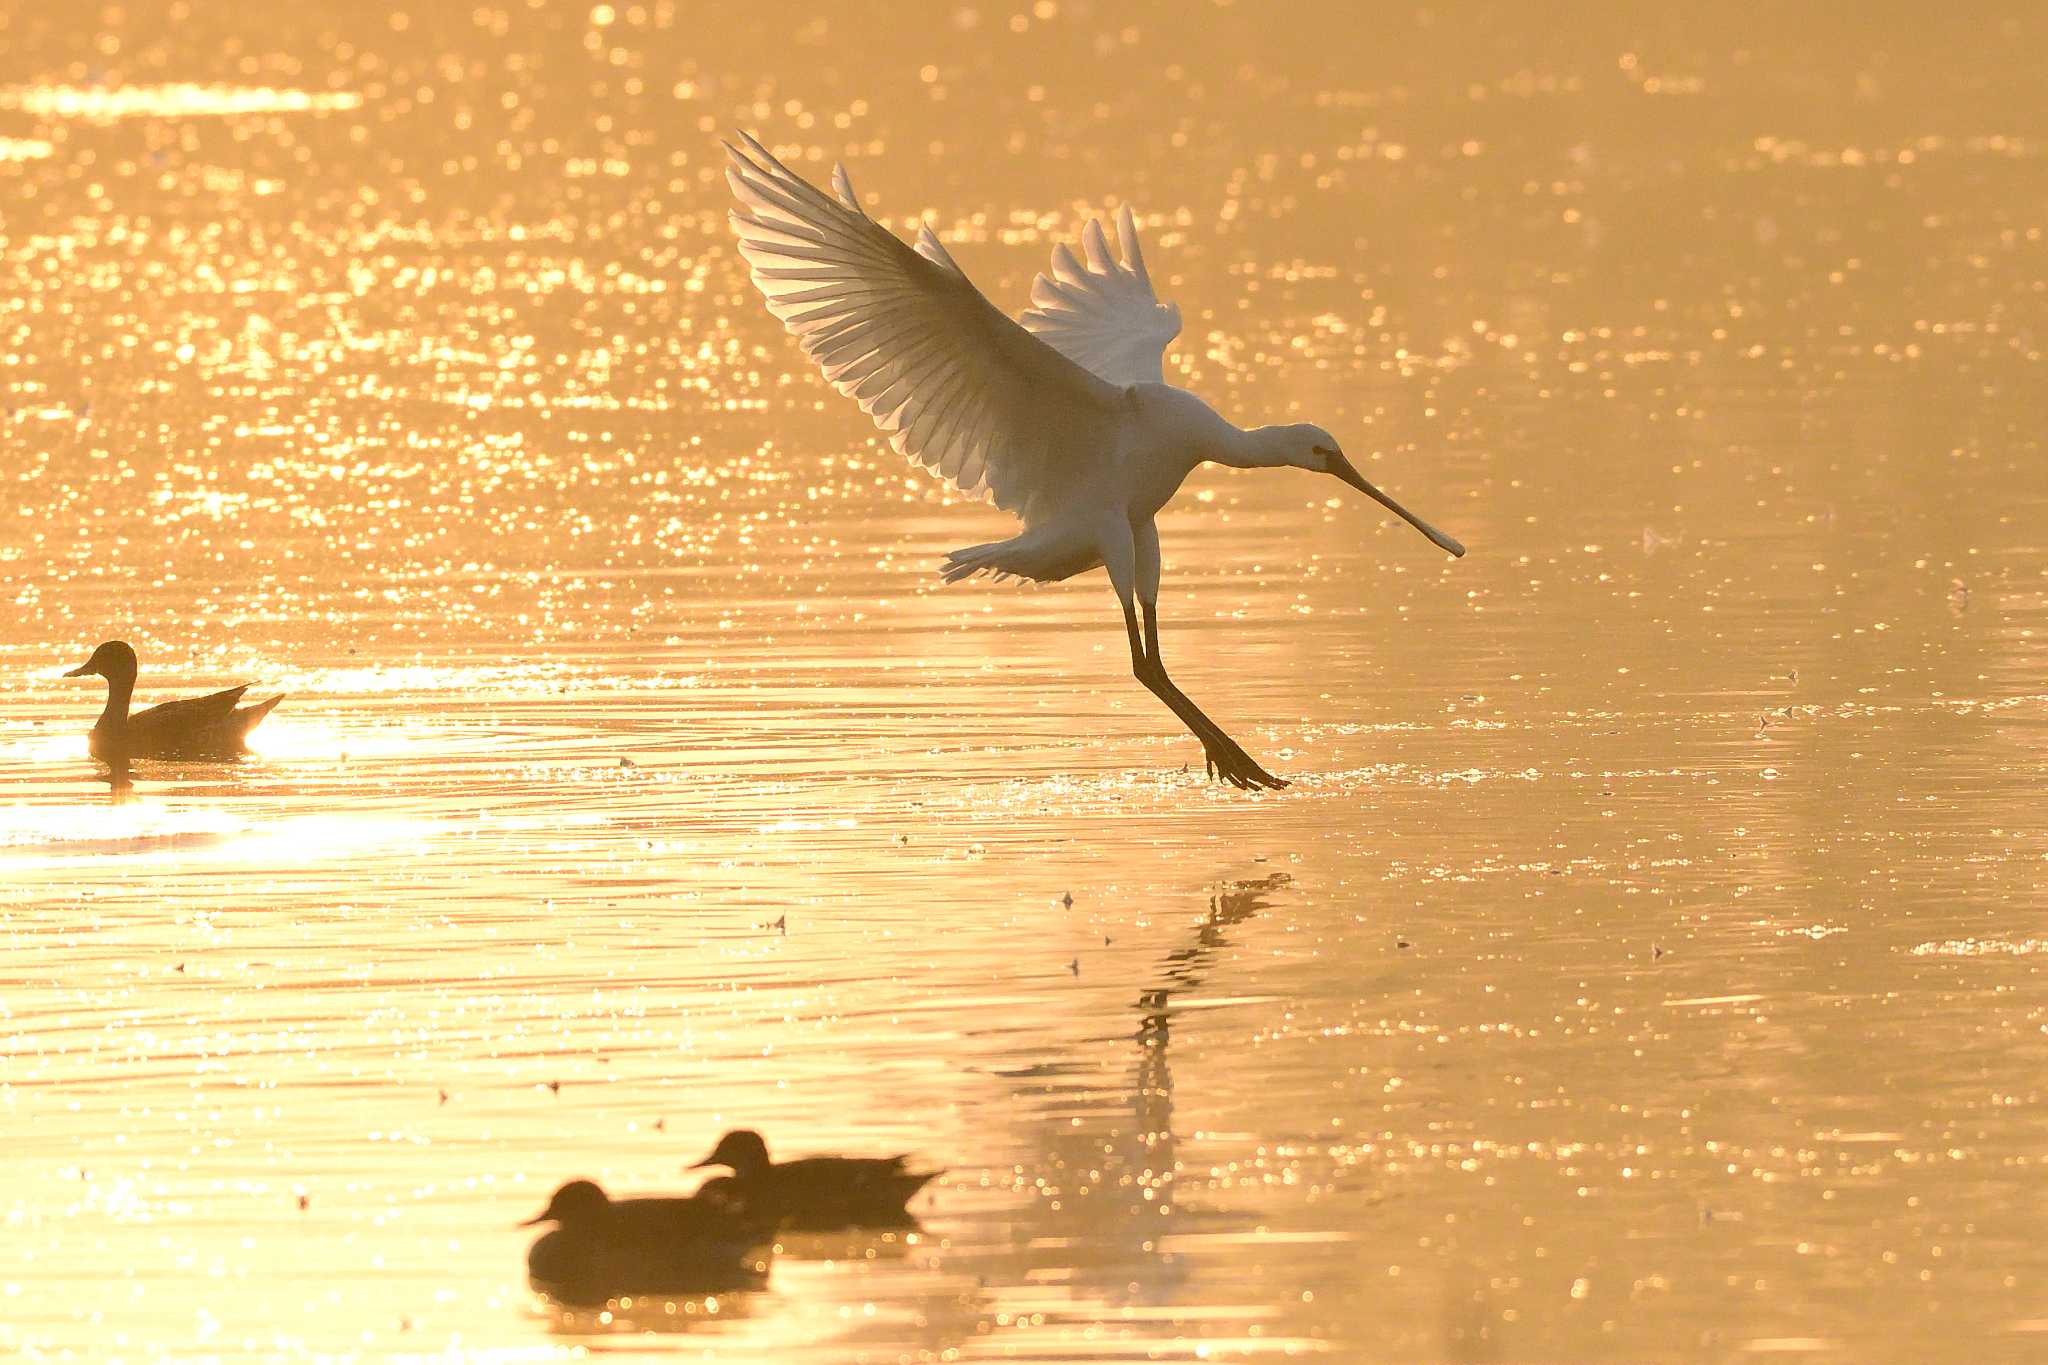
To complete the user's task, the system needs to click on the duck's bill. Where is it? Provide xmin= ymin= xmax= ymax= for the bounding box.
xmin=1329 ymin=453 xmax=1466 ymax=558
xmin=62 ymin=662 xmax=94 ymax=677
xmin=686 ymin=1157 xmax=716 ymax=1170
xmin=517 ymin=1210 xmax=548 ymax=1227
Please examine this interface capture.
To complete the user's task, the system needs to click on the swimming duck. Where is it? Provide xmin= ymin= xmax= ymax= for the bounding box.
xmin=688 ymin=1129 xmax=940 ymax=1232
xmin=64 ymin=640 xmax=281 ymax=762
xmin=521 ymin=1178 xmax=773 ymax=1306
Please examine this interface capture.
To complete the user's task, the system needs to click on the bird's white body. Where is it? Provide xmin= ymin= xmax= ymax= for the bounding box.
xmin=947 ymin=385 xmax=1234 ymax=585
xmin=725 ymin=133 xmax=1463 ymax=789
xmin=1117 ymin=385 xmax=1239 ymax=520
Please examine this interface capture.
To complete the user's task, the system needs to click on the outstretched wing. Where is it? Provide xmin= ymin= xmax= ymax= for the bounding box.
xmin=1018 ymin=206 xmax=1182 ymax=386
xmin=725 ymin=132 xmax=1124 ymax=526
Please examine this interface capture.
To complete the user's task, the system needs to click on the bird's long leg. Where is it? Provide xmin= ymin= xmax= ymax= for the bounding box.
xmin=1126 ymin=599 xmax=1287 ymax=791
xmin=1107 ymin=517 xmax=1285 ymax=791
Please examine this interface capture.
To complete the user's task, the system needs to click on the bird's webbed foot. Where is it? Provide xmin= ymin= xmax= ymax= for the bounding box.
xmin=1201 ymin=734 xmax=1289 ymax=791
xmin=1138 ymin=661 xmax=1289 ymax=791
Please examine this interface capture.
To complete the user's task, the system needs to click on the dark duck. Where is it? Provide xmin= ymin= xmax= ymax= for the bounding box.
xmin=688 ymin=1129 xmax=940 ymax=1232
xmin=521 ymin=1178 xmax=773 ymax=1306
xmin=65 ymin=641 xmax=282 ymax=762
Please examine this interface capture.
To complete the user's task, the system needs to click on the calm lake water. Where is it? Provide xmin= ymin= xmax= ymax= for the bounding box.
xmin=2 ymin=3 xmax=2045 ymax=1361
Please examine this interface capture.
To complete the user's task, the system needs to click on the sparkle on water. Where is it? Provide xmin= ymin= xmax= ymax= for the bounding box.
xmin=1 ymin=3 xmax=2045 ymax=1362
xmin=0 ymin=82 xmax=366 ymax=120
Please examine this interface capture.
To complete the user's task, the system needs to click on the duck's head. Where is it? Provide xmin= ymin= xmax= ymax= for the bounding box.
xmin=64 ymin=640 xmax=139 ymax=683
xmin=690 ymin=1128 xmax=771 ymax=1176
xmin=520 ymin=1178 xmax=610 ymax=1228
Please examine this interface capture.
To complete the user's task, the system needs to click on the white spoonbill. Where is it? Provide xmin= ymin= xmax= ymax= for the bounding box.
xmin=725 ymin=132 xmax=1464 ymax=790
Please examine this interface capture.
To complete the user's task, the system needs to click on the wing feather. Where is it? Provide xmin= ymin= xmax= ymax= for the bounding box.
xmin=955 ymin=441 xmax=988 ymax=490
xmin=925 ymin=376 xmax=990 ymax=473
xmin=1019 ymin=204 xmax=1183 ymax=387
xmin=908 ymin=366 xmax=971 ymax=438
xmin=127 ymin=686 xmax=250 ymax=733
xmin=725 ymin=131 xmax=1122 ymax=523
xmin=853 ymin=342 xmax=949 ymax=406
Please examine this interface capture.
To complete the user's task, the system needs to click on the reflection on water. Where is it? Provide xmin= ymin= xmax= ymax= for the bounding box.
xmin=0 ymin=83 xmax=365 ymax=120
xmin=0 ymin=801 xmax=240 ymax=854
xmin=1 ymin=0 xmax=2046 ymax=1360
xmin=978 ymin=876 xmax=1330 ymax=1356
xmin=0 ymin=134 xmax=53 ymax=161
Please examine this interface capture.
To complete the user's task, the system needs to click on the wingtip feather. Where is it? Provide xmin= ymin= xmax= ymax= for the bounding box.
xmin=1080 ymin=218 xmax=1113 ymax=273
xmin=1117 ymin=204 xmax=1152 ymax=288
xmin=914 ymin=222 xmax=960 ymax=273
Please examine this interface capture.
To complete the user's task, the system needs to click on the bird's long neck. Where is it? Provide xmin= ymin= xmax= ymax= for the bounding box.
xmin=1210 ymin=424 xmax=1297 ymax=471
xmin=98 ymin=670 xmax=134 ymax=729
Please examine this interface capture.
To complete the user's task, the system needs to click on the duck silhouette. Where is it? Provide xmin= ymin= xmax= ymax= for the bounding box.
xmin=64 ymin=641 xmax=281 ymax=762
xmin=521 ymin=1178 xmax=773 ymax=1306
xmin=688 ymin=1129 xmax=940 ymax=1232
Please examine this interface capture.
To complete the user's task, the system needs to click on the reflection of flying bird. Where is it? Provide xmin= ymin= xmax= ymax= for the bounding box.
xmin=996 ymin=874 xmax=1291 ymax=1306
xmin=725 ymin=132 xmax=1463 ymax=789
xmin=64 ymin=640 xmax=282 ymax=762
xmin=688 ymin=1128 xmax=940 ymax=1232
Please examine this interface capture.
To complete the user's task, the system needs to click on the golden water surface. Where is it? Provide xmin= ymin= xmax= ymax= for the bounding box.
xmin=2 ymin=3 xmax=2045 ymax=1361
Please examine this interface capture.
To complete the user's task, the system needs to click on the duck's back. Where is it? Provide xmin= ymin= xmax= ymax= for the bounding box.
xmin=762 ymin=1156 xmax=938 ymax=1230
xmin=606 ymin=1193 xmax=767 ymax=1249
xmin=103 ymin=686 xmax=277 ymax=760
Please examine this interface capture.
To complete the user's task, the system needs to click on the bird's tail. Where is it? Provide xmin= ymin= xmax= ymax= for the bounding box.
xmin=235 ymin=694 xmax=284 ymax=734
xmin=940 ymin=532 xmax=1099 ymax=584
xmin=940 ymin=540 xmax=1016 ymax=583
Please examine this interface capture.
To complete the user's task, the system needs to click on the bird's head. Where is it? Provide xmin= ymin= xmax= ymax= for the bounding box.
xmin=1284 ymin=425 xmax=1465 ymax=559
xmin=520 ymin=1179 xmax=609 ymax=1228
xmin=1260 ymin=422 xmax=1338 ymax=474
xmin=689 ymin=1128 xmax=771 ymax=1176
xmin=64 ymin=640 xmax=138 ymax=682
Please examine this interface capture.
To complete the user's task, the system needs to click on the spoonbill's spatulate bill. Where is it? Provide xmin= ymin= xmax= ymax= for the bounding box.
xmin=64 ymin=640 xmax=283 ymax=763
xmin=725 ymin=132 xmax=1463 ymax=790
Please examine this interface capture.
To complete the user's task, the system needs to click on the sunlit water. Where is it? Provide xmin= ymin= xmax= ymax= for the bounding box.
xmin=2 ymin=4 xmax=2045 ymax=1361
